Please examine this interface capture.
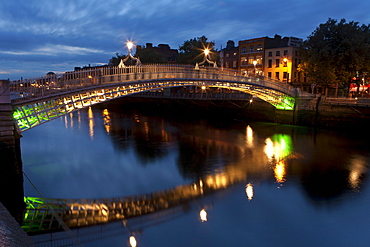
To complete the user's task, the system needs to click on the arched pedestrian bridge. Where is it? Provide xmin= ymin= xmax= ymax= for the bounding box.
xmin=10 ymin=64 xmax=313 ymax=132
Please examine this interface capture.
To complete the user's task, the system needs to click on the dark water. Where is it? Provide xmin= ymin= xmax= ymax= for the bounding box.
xmin=21 ymin=103 xmax=370 ymax=247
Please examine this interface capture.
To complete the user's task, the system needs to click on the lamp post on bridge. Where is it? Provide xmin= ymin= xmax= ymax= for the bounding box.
xmin=195 ymin=48 xmax=217 ymax=69
xmin=118 ymin=41 xmax=142 ymax=68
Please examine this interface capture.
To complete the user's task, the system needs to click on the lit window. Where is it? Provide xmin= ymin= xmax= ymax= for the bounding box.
xmin=257 ymin=45 xmax=263 ymax=52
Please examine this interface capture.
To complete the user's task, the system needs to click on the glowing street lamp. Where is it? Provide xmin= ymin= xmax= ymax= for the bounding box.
xmin=118 ymin=40 xmax=142 ymax=67
xmin=195 ymin=47 xmax=217 ymax=69
xmin=127 ymin=41 xmax=134 ymax=55
xmin=253 ymin=60 xmax=257 ymax=74
xmin=204 ymin=48 xmax=210 ymax=57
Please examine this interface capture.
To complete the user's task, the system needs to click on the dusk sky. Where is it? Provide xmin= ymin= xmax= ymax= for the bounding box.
xmin=1 ymin=0 xmax=369 ymax=80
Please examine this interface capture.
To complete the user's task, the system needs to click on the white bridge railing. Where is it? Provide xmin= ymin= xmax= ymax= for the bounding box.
xmin=10 ymin=64 xmax=296 ymax=104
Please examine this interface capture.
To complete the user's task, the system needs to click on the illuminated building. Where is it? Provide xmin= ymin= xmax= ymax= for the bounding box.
xmin=238 ymin=35 xmax=303 ymax=79
xmin=220 ymin=40 xmax=239 ymax=69
xmin=264 ymin=41 xmax=306 ymax=84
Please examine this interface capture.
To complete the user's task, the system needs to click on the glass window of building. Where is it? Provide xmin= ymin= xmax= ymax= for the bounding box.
xmin=284 ymin=50 xmax=288 ymax=55
xmin=248 ymin=56 xmax=254 ymax=65
xmin=257 ymin=44 xmax=263 ymax=52
xmin=275 ymin=72 xmax=280 ymax=80
xmin=241 ymin=47 xmax=247 ymax=54
xmin=249 ymin=46 xmax=254 ymax=53
xmin=268 ymin=59 xmax=272 ymax=68
xmin=268 ymin=72 xmax=272 ymax=78
xmin=268 ymin=51 xmax=272 ymax=57
xmin=276 ymin=51 xmax=280 ymax=56
xmin=256 ymin=56 xmax=262 ymax=64
xmin=275 ymin=59 xmax=280 ymax=67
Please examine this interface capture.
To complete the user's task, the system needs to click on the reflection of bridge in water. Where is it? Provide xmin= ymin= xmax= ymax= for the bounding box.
xmin=22 ymin=124 xmax=294 ymax=236
xmin=10 ymin=64 xmax=315 ymax=132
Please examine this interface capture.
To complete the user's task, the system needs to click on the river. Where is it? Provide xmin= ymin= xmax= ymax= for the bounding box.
xmin=21 ymin=101 xmax=370 ymax=247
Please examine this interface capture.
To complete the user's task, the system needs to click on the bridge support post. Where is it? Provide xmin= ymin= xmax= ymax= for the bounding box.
xmin=0 ymin=80 xmax=25 ymax=224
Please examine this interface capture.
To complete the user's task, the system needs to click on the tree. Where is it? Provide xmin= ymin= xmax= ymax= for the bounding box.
xmin=176 ymin=36 xmax=219 ymax=65
xmin=134 ymin=48 xmax=168 ymax=64
xmin=299 ymin=18 xmax=370 ymax=88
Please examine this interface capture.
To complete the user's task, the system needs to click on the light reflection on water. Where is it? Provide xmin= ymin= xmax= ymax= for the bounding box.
xmin=21 ymin=105 xmax=370 ymax=247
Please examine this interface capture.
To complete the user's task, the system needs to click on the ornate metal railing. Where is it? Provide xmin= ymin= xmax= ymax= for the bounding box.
xmin=10 ymin=65 xmax=303 ymax=132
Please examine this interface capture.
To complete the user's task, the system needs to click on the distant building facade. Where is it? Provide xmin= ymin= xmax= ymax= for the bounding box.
xmin=136 ymin=43 xmax=178 ymax=63
xmin=238 ymin=35 xmax=304 ymax=83
xmin=264 ymin=43 xmax=305 ymax=84
xmin=220 ymin=40 xmax=239 ymax=69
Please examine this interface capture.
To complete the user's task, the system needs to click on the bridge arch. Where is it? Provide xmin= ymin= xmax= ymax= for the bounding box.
xmin=10 ymin=65 xmax=304 ymax=132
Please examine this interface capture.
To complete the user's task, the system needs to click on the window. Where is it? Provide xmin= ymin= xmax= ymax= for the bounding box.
xmin=256 ymin=56 xmax=262 ymax=64
xmin=225 ymin=62 xmax=229 ymax=68
xmin=283 ymin=50 xmax=288 ymax=56
xmin=241 ymin=47 xmax=247 ymax=54
xmin=283 ymin=59 xmax=287 ymax=67
xmin=275 ymin=59 xmax=280 ymax=67
xmin=233 ymin=52 xmax=237 ymax=56
xmin=268 ymin=51 xmax=272 ymax=57
xmin=257 ymin=44 xmax=263 ymax=52
xmin=283 ymin=72 xmax=288 ymax=79
xmin=275 ymin=72 xmax=280 ymax=80
xmin=248 ymin=56 xmax=254 ymax=65
xmin=241 ymin=58 xmax=247 ymax=66
xmin=276 ymin=51 xmax=280 ymax=56
xmin=226 ymin=53 xmax=229 ymax=58
xmin=268 ymin=59 xmax=272 ymax=68
xmin=268 ymin=72 xmax=272 ymax=78
xmin=249 ymin=45 xmax=254 ymax=53
xmin=232 ymin=61 xmax=237 ymax=68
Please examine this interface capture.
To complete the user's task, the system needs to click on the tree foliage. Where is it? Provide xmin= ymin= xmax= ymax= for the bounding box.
xmin=135 ymin=48 xmax=168 ymax=64
xmin=176 ymin=36 xmax=219 ymax=65
xmin=299 ymin=18 xmax=370 ymax=87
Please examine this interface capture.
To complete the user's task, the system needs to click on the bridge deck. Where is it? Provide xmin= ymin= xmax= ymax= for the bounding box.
xmin=10 ymin=65 xmax=305 ymax=132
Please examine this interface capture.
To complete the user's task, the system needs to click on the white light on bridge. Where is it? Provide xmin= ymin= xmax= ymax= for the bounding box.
xmin=127 ymin=41 xmax=134 ymax=51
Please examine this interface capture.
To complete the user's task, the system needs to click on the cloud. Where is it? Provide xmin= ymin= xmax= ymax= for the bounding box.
xmin=1 ymin=0 xmax=370 ymax=80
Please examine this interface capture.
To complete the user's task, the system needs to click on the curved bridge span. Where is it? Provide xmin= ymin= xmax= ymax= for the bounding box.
xmin=10 ymin=64 xmax=308 ymax=132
